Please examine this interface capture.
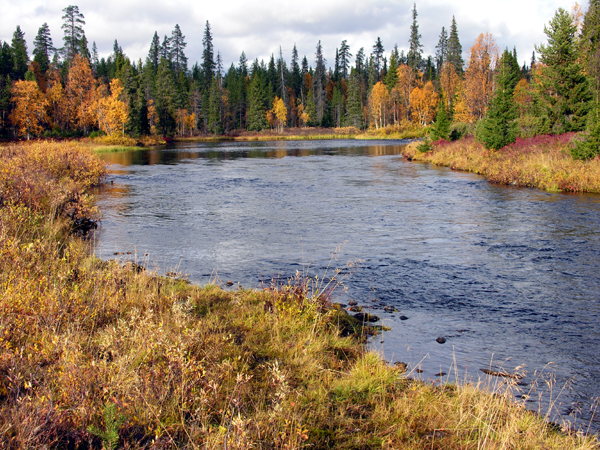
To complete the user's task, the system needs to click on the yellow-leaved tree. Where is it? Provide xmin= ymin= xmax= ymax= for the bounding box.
xmin=95 ymin=78 xmax=129 ymax=137
xmin=369 ymin=81 xmax=389 ymax=129
xmin=10 ymin=80 xmax=49 ymax=139
xmin=271 ymin=96 xmax=287 ymax=133
xmin=464 ymin=33 xmax=498 ymax=122
xmin=409 ymin=81 xmax=438 ymax=125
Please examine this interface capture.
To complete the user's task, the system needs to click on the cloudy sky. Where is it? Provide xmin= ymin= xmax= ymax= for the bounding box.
xmin=1 ymin=0 xmax=577 ymax=70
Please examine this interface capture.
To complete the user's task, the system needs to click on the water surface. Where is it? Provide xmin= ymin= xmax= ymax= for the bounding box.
xmin=96 ymin=140 xmax=600 ymax=430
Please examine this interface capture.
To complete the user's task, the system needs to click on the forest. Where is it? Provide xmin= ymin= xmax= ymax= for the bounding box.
xmin=1 ymin=2 xmax=600 ymax=159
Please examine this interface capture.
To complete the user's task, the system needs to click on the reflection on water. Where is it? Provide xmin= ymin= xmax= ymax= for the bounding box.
xmin=96 ymin=139 xmax=600 ymax=431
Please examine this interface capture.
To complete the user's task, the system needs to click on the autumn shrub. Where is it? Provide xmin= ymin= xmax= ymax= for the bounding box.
xmin=402 ymin=132 xmax=600 ymax=193
xmin=1 ymin=141 xmax=597 ymax=449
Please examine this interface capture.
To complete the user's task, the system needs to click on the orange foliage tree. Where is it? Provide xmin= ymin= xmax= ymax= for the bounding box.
xmin=409 ymin=81 xmax=438 ymax=125
xmin=439 ymin=62 xmax=460 ymax=111
xmin=65 ymin=54 xmax=97 ymax=134
xmin=451 ymin=81 xmax=472 ymax=123
xmin=45 ymin=68 xmax=70 ymax=132
xmin=9 ymin=80 xmax=49 ymax=139
xmin=369 ymin=81 xmax=389 ymax=129
xmin=396 ymin=64 xmax=422 ymax=120
xmin=95 ymin=78 xmax=129 ymax=137
xmin=464 ymin=33 xmax=499 ymax=121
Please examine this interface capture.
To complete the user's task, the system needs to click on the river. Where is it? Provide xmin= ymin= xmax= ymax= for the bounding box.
xmin=95 ymin=139 xmax=600 ymax=431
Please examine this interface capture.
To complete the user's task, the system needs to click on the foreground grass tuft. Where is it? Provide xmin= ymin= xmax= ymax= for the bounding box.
xmin=0 ymin=141 xmax=597 ymax=448
xmin=402 ymin=134 xmax=600 ymax=193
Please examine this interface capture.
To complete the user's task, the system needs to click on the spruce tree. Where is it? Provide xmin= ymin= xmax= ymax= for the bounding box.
xmin=385 ymin=48 xmax=398 ymax=89
xmin=536 ymin=8 xmax=591 ymax=133
xmin=407 ymin=3 xmax=423 ymax=70
xmin=435 ymin=26 xmax=448 ymax=74
xmin=160 ymin=35 xmax=171 ymax=63
xmin=154 ymin=58 xmax=176 ymax=136
xmin=372 ymin=37 xmax=384 ymax=75
xmin=305 ymin=88 xmax=317 ymax=126
xmin=430 ymin=98 xmax=450 ymax=140
xmin=147 ymin=32 xmax=161 ymax=73
xmin=202 ymin=21 xmax=215 ymax=90
xmin=171 ymin=24 xmax=188 ymax=74
xmin=61 ymin=5 xmax=85 ymax=62
xmin=11 ymin=26 xmax=28 ymax=80
xmin=477 ymin=49 xmax=519 ymax=150
xmin=346 ymin=68 xmax=364 ymax=128
xmin=447 ymin=16 xmax=463 ymax=74
xmin=33 ymin=23 xmax=53 ymax=74
xmin=246 ymin=73 xmax=268 ymax=131
xmin=208 ymin=76 xmax=223 ymax=134
xmin=0 ymin=43 xmax=13 ymax=79
xmin=313 ymin=40 xmax=327 ymax=125
xmin=290 ymin=45 xmax=301 ymax=95
xmin=339 ymin=40 xmax=352 ymax=79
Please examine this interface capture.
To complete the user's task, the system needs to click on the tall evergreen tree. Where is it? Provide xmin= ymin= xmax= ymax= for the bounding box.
xmin=477 ymin=49 xmax=519 ymax=149
xmin=147 ymin=32 xmax=161 ymax=73
xmin=160 ymin=35 xmax=171 ymax=63
xmin=435 ymin=26 xmax=448 ymax=74
xmin=11 ymin=26 xmax=28 ymax=80
xmin=0 ymin=42 xmax=13 ymax=79
xmin=154 ymin=58 xmax=176 ymax=136
xmin=372 ymin=37 xmax=384 ymax=75
xmin=91 ymin=41 xmax=99 ymax=72
xmin=447 ymin=16 xmax=463 ymax=74
xmin=79 ymin=33 xmax=90 ymax=60
xmin=202 ymin=21 xmax=215 ymax=90
xmin=171 ymin=24 xmax=188 ymax=74
xmin=313 ymin=40 xmax=327 ymax=125
xmin=33 ymin=23 xmax=53 ymax=74
xmin=346 ymin=68 xmax=364 ymax=128
xmin=290 ymin=45 xmax=301 ymax=95
xmin=431 ymin=98 xmax=450 ymax=140
xmin=339 ymin=40 xmax=352 ymax=79
xmin=536 ymin=8 xmax=591 ymax=133
xmin=61 ymin=5 xmax=85 ymax=62
xmin=246 ymin=72 xmax=268 ymax=131
xmin=407 ymin=4 xmax=423 ymax=70
xmin=385 ymin=48 xmax=399 ymax=88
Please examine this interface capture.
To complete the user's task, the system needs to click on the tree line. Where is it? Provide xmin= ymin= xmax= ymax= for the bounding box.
xmin=1 ymin=3 xmax=600 ymax=158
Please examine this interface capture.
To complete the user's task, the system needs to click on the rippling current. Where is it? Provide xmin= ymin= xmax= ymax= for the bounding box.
xmin=95 ymin=140 xmax=600 ymax=430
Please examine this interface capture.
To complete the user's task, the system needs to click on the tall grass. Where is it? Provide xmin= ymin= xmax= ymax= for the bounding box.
xmin=403 ymin=134 xmax=600 ymax=193
xmin=0 ymin=141 xmax=597 ymax=448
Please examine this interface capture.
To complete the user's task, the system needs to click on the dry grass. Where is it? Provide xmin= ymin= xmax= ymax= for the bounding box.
xmin=403 ymin=134 xmax=600 ymax=193
xmin=0 ymin=141 xmax=597 ymax=449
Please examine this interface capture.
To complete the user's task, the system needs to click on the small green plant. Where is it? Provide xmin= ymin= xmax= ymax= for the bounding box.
xmin=416 ymin=137 xmax=433 ymax=153
xmin=87 ymin=403 xmax=125 ymax=450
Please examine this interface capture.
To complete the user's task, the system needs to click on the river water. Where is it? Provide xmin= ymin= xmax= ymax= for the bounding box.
xmin=95 ymin=140 xmax=600 ymax=431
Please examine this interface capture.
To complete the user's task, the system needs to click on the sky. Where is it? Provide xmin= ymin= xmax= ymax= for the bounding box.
xmin=0 ymin=0 xmax=578 ymax=71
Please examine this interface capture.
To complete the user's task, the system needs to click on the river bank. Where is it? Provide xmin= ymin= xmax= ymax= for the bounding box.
xmin=1 ymin=141 xmax=597 ymax=448
xmin=402 ymin=134 xmax=600 ymax=194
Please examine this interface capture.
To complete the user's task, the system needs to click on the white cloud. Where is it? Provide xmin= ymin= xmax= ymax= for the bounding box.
xmin=0 ymin=0 xmax=573 ymax=70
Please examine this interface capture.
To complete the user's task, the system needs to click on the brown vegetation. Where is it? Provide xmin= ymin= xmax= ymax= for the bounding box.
xmin=0 ymin=141 xmax=597 ymax=449
xmin=403 ymin=134 xmax=600 ymax=193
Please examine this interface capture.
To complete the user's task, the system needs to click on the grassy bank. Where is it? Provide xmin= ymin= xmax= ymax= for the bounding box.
xmin=1 ymin=141 xmax=597 ymax=449
xmin=403 ymin=134 xmax=600 ymax=193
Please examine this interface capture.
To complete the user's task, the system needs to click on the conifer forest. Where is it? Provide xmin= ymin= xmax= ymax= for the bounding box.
xmin=2 ymin=3 xmax=600 ymax=159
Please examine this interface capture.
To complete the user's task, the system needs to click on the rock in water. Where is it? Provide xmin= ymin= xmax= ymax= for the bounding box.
xmin=436 ymin=337 xmax=447 ymax=344
xmin=353 ymin=313 xmax=380 ymax=322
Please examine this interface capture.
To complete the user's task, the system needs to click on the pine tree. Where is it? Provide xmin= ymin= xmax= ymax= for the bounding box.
xmin=61 ymin=5 xmax=85 ymax=63
xmin=447 ymin=16 xmax=464 ymax=74
xmin=79 ymin=33 xmax=90 ymax=60
xmin=435 ymin=26 xmax=448 ymax=74
xmin=407 ymin=4 xmax=423 ymax=70
xmin=33 ymin=23 xmax=53 ymax=74
xmin=477 ymin=49 xmax=519 ymax=149
xmin=536 ymin=8 xmax=591 ymax=133
xmin=171 ymin=24 xmax=188 ymax=74
xmin=160 ymin=35 xmax=171 ymax=63
xmin=290 ymin=45 xmax=301 ymax=96
xmin=11 ymin=26 xmax=29 ymax=80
